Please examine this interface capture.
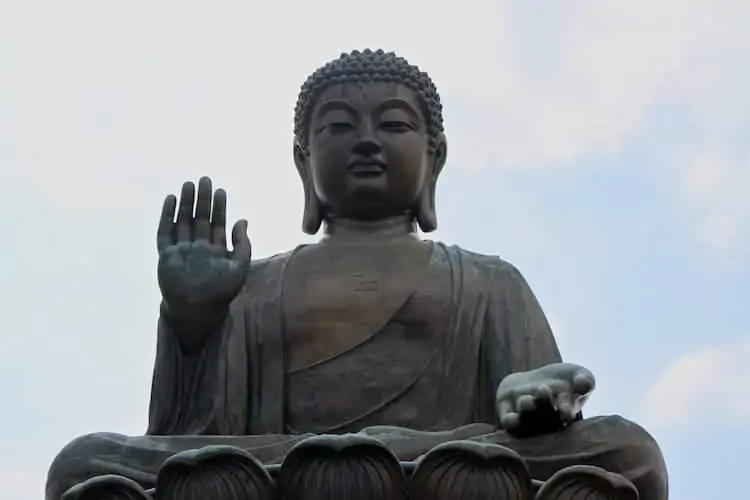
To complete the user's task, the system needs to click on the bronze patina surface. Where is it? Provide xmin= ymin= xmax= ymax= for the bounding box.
xmin=47 ymin=49 xmax=668 ymax=500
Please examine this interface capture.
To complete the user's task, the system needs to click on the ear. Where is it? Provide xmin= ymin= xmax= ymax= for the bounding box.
xmin=294 ymin=141 xmax=323 ymax=235
xmin=416 ymin=133 xmax=447 ymax=233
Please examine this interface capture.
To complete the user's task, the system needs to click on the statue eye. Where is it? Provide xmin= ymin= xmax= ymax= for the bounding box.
xmin=326 ymin=122 xmax=355 ymax=134
xmin=379 ymin=121 xmax=413 ymax=133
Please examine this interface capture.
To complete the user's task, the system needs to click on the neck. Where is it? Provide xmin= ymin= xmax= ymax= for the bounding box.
xmin=323 ymin=215 xmax=417 ymax=241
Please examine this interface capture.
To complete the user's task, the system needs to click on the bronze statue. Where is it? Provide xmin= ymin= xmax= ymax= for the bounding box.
xmin=47 ymin=49 xmax=668 ymax=500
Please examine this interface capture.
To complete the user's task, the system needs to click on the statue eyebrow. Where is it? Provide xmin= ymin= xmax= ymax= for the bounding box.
xmin=313 ymin=97 xmax=421 ymax=122
xmin=375 ymin=98 xmax=420 ymax=121
xmin=314 ymin=99 xmax=357 ymax=119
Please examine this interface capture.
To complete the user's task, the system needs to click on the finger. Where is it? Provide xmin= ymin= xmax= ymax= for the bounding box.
xmin=194 ymin=177 xmax=213 ymax=241
xmin=572 ymin=392 xmax=589 ymax=416
xmin=497 ymin=398 xmax=514 ymax=419
xmin=533 ymin=384 xmax=554 ymax=407
xmin=500 ymin=412 xmax=520 ymax=431
xmin=555 ymin=392 xmax=576 ymax=422
xmin=176 ymin=181 xmax=195 ymax=241
xmin=157 ymin=195 xmax=177 ymax=252
xmin=516 ymin=394 xmax=536 ymax=415
xmin=572 ymin=369 xmax=596 ymax=395
xmin=230 ymin=219 xmax=252 ymax=264
xmin=211 ymin=188 xmax=227 ymax=247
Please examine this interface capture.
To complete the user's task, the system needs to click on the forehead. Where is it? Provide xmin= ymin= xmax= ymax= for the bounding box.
xmin=312 ymin=81 xmax=423 ymax=118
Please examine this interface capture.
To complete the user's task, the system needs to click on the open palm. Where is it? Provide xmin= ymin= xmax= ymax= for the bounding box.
xmin=157 ymin=177 xmax=251 ymax=312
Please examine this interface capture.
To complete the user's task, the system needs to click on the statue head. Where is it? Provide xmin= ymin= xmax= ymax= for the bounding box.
xmin=293 ymin=49 xmax=447 ymax=234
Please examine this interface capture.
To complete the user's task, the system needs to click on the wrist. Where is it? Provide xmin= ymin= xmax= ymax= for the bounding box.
xmin=160 ymin=301 xmax=229 ymax=354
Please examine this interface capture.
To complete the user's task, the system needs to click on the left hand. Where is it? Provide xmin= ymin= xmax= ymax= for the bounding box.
xmin=495 ymin=362 xmax=595 ymax=435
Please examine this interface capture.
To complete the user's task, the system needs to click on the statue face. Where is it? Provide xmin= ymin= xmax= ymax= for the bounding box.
xmin=304 ymin=81 xmax=432 ymax=221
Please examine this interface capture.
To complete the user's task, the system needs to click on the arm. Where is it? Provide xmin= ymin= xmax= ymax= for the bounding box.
xmin=146 ymin=300 xmax=247 ymax=436
xmin=149 ymin=177 xmax=253 ymax=435
xmin=160 ymin=301 xmax=229 ymax=355
xmin=146 ymin=253 xmax=289 ymax=437
xmin=497 ymin=262 xmax=562 ymax=372
xmin=474 ymin=260 xmax=564 ymax=425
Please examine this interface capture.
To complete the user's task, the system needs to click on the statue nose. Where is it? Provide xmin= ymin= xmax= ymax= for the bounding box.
xmin=353 ymin=127 xmax=381 ymax=156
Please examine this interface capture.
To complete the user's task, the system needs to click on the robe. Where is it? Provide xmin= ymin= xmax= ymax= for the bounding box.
xmin=146 ymin=242 xmax=560 ymax=436
xmin=46 ymin=242 xmax=668 ymax=500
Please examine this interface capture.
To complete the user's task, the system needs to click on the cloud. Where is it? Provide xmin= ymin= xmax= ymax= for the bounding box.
xmin=677 ymin=151 xmax=750 ymax=251
xmin=664 ymin=3 xmax=750 ymax=251
xmin=640 ymin=337 xmax=750 ymax=430
xmin=679 ymin=153 xmax=744 ymax=249
xmin=443 ymin=0 xmax=747 ymax=169
xmin=682 ymin=155 xmax=726 ymax=202
xmin=0 ymin=471 xmax=40 ymax=500
xmin=695 ymin=214 xmax=740 ymax=251
xmin=1 ymin=0 xmax=745 ymax=197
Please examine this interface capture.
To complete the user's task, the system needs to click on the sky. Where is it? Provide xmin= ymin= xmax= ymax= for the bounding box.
xmin=0 ymin=1 xmax=748 ymax=498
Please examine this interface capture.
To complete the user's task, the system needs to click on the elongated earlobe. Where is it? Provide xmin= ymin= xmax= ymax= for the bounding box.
xmin=416 ymin=135 xmax=447 ymax=233
xmin=294 ymin=142 xmax=323 ymax=235
xmin=416 ymin=184 xmax=437 ymax=232
xmin=301 ymin=187 xmax=323 ymax=235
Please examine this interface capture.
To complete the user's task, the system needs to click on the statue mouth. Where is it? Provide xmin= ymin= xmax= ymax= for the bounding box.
xmin=348 ymin=159 xmax=386 ymax=177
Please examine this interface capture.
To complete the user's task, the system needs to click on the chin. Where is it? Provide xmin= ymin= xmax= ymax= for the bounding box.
xmin=345 ymin=181 xmax=389 ymax=200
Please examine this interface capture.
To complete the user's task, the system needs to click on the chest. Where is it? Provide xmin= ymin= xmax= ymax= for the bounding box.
xmin=281 ymin=241 xmax=452 ymax=372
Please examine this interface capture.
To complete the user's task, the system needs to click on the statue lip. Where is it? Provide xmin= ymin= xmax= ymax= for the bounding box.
xmin=347 ymin=158 xmax=386 ymax=176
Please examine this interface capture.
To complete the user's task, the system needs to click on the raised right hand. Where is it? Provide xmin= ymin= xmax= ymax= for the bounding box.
xmin=157 ymin=177 xmax=252 ymax=318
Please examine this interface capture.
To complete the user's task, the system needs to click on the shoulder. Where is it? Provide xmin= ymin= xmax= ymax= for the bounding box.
xmin=245 ymin=249 xmax=297 ymax=283
xmin=433 ymin=243 xmax=541 ymax=308
xmin=434 ymin=242 xmax=525 ymax=280
xmin=248 ymin=250 xmax=294 ymax=270
xmin=236 ymin=249 xmax=297 ymax=300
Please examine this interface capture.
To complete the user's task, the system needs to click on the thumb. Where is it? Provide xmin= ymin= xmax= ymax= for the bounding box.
xmin=230 ymin=219 xmax=252 ymax=263
xmin=571 ymin=368 xmax=595 ymax=395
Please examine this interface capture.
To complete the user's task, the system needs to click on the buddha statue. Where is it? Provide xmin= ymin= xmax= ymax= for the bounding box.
xmin=47 ymin=49 xmax=668 ymax=500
